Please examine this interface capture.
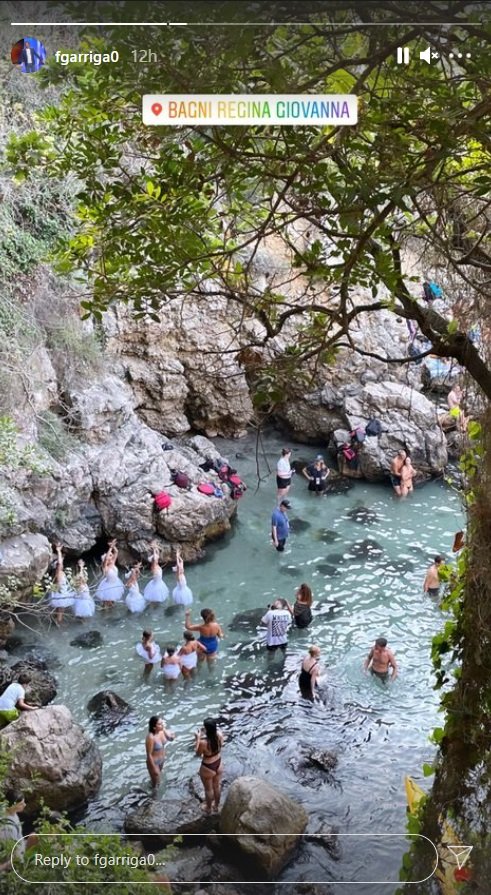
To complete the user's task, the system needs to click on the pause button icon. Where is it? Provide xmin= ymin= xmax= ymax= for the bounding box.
xmin=396 ymin=47 xmax=410 ymax=64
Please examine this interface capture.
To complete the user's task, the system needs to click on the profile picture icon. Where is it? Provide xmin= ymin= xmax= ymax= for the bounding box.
xmin=11 ymin=37 xmax=47 ymax=74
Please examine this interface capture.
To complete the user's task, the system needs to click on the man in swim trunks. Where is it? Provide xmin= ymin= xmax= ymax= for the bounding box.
xmin=389 ymin=450 xmax=406 ymax=496
xmin=364 ymin=637 xmax=398 ymax=683
xmin=423 ymin=555 xmax=443 ymax=597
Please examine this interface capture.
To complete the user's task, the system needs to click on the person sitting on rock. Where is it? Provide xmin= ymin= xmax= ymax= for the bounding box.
xmin=302 ymin=456 xmax=329 ymax=495
xmin=0 ymin=674 xmax=37 ymax=729
xmin=0 ymin=790 xmax=37 ymax=872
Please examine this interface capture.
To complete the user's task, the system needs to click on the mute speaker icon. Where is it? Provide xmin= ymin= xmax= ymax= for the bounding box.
xmin=420 ymin=47 xmax=432 ymax=63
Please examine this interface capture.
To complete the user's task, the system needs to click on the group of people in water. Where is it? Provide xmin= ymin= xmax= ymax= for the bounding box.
xmin=47 ymin=542 xmax=194 ymax=624
xmin=5 ymin=438 xmax=456 ymax=814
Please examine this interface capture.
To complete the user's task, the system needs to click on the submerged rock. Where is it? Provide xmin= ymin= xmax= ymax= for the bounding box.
xmin=70 ymin=630 xmax=103 ymax=649
xmin=87 ymin=690 xmax=134 ymax=733
xmin=346 ymin=506 xmax=378 ymax=524
xmin=315 ymin=529 xmax=341 ymax=543
xmin=289 ymin=519 xmax=311 ymax=533
xmin=307 ymin=749 xmax=338 ymax=773
xmin=0 ymin=704 xmax=102 ymax=814
xmin=279 ymin=565 xmax=303 ymax=578
xmin=347 ymin=539 xmax=384 ymax=559
xmin=228 ymin=608 xmax=265 ymax=632
xmin=316 ymin=563 xmax=341 ymax=577
xmin=219 ymin=776 xmax=308 ymax=878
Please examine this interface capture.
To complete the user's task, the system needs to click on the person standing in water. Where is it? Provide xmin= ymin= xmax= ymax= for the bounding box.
xmin=364 ymin=637 xmax=398 ymax=683
xmin=143 ymin=543 xmax=169 ymax=606
xmin=48 ymin=543 xmax=75 ymax=624
xmin=276 ymin=448 xmax=293 ymax=502
xmin=72 ymin=559 xmax=95 ymax=620
xmin=145 ymin=715 xmax=175 ymax=788
xmin=172 ymin=549 xmax=193 ymax=606
xmin=135 ymin=629 xmax=162 ymax=675
xmin=261 ymin=599 xmax=292 ymax=653
xmin=125 ymin=563 xmax=146 ymax=613
xmin=271 ymin=499 xmax=290 ymax=552
xmin=194 ymin=717 xmax=224 ymax=814
xmin=400 ymin=455 xmax=415 ymax=498
xmin=95 ymin=540 xmax=124 ymax=607
xmin=287 ymin=583 xmax=313 ymax=629
xmin=302 ymin=456 xmax=329 ymax=495
xmin=184 ymin=608 xmax=224 ymax=661
xmin=178 ymin=631 xmax=207 ymax=677
xmin=298 ymin=645 xmax=322 ymax=700
xmin=423 ymin=555 xmax=443 ymax=597
xmin=389 ymin=450 xmax=406 ymax=496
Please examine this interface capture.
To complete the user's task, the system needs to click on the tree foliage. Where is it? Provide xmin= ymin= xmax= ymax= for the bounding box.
xmin=7 ymin=2 xmax=491 ymax=395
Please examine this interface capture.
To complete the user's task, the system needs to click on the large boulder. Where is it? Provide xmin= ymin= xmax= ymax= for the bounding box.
xmin=124 ymin=797 xmax=215 ymax=845
xmin=344 ymin=382 xmax=447 ymax=479
xmin=219 ymin=776 xmax=308 ymax=878
xmin=104 ymin=302 xmax=254 ymax=438
xmin=0 ymin=533 xmax=51 ymax=597
xmin=0 ymin=704 xmax=102 ymax=814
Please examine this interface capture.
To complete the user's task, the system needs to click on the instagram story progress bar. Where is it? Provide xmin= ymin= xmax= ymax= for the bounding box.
xmin=142 ymin=95 xmax=358 ymax=126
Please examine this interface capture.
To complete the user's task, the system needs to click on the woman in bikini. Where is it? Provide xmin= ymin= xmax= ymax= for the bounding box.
xmin=185 ymin=608 xmax=224 ymax=661
xmin=298 ymin=645 xmax=321 ymax=700
xmin=145 ymin=715 xmax=175 ymax=788
xmin=194 ymin=717 xmax=224 ymax=814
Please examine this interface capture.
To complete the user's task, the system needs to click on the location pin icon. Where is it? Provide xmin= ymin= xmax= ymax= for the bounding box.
xmin=151 ymin=102 xmax=163 ymax=117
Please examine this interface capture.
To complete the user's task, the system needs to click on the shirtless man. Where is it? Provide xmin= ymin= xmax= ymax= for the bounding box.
xmin=423 ymin=555 xmax=443 ymax=597
xmin=447 ymin=385 xmax=468 ymax=431
xmin=390 ymin=450 xmax=406 ymax=496
xmin=364 ymin=637 xmax=398 ymax=683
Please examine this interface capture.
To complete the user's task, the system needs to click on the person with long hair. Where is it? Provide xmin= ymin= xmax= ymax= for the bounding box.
xmin=145 ymin=715 xmax=175 ymax=788
xmin=287 ymin=583 xmax=313 ymax=629
xmin=95 ymin=539 xmax=124 ymax=607
xmin=136 ymin=629 xmax=162 ymax=674
xmin=72 ymin=559 xmax=95 ymax=620
xmin=178 ymin=631 xmax=207 ymax=677
xmin=298 ymin=645 xmax=322 ymax=700
xmin=194 ymin=717 xmax=224 ymax=814
xmin=143 ymin=543 xmax=169 ymax=606
xmin=125 ymin=563 xmax=146 ymax=613
xmin=48 ymin=543 xmax=75 ymax=624
xmin=184 ymin=608 xmax=224 ymax=660
xmin=172 ymin=549 xmax=193 ymax=606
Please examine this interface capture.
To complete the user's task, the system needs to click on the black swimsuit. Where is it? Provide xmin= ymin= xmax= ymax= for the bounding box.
xmin=299 ymin=659 xmax=318 ymax=692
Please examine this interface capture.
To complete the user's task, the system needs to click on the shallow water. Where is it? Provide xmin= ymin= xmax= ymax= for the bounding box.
xmin=13 ymin=431 xmax=464 ymax=892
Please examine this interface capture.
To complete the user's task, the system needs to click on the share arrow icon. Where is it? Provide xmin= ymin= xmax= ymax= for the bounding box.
xmin=448 ymin=845 xmax=473 ymax=869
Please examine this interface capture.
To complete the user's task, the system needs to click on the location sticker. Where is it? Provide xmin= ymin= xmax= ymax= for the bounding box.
xmin=151 ymin=102 xmax=163 ymax=117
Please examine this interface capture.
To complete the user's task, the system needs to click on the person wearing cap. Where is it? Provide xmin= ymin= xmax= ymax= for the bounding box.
xmin=302 ymin=456 xmax=329 ymax=495
xmin=271 ymin=500 xmax=290 ymax=552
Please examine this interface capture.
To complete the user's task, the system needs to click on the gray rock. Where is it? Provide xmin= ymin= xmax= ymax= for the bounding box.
xmin=10 ymin=659 xmax=57 ymax=706
xmin=87 ymin=690 xmax=134 ymax=734
xmin=0 ymin=705 xmax=102 ymax=814
xmin=124 ymin=797 xmax=216 ymax=845
xmin=70 ymin=630 xmax=103 ymax=649
xmin=219 ymin=776 xmax=308 ymax=878
xmin=0 ymin=533 xmax=51 ymax=598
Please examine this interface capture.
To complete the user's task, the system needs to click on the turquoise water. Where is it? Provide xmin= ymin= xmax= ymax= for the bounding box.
xmin=14 ymin=431 xmax=464 ymax=891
